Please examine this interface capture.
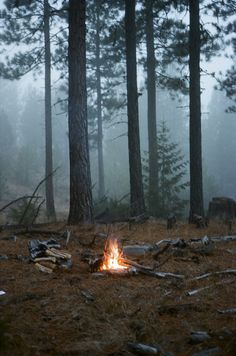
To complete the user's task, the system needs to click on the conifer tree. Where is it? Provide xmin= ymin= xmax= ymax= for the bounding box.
xmin=143 ymin=121 xmax=188 ymax=217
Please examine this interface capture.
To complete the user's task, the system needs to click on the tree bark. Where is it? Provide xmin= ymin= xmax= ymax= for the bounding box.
xmin=95 ymin=1 xmax=105 ymax=200
xmin=68 ymin=0 xmax=94 ymax=224
xmin=44 ymin=0 xmax=56 ymax=221
xmin=125 ymin=0 xmax=145 ymax=216
xmin=189 ymin=0 xmax=204 ymax=220
xmin=145 ymin=0 xmax=159 ymax=214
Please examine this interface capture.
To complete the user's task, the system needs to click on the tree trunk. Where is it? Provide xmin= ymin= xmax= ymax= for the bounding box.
xmin=44 ymin=0 xmax=56 ymax=221
xmin=145 ymin=0 xmax=158 ymax=215
xmin=68 ymin=0 xmax=94 ymax=224
xmin=95 ymin=1 xmax=105 ymax=200
xmin=189 ymin=0 xmax=204 ymax=221
xmin=125 ymin=0 xmax=145 ymax=216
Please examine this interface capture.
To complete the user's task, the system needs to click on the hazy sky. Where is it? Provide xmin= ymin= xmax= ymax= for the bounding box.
xmin=0 ymin=0 xmax=234 ymax=110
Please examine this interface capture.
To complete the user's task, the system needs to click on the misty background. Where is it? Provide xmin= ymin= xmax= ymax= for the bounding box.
xmin=0 ymin=0 xmax=235 ymax=221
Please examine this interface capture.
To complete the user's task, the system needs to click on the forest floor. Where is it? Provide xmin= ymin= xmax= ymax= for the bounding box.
xmin=0 ymin=220 xmax=236 ymax=355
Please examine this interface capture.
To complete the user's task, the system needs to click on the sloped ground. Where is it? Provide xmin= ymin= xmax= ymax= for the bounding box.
xmin=0 ymin=220 xmax=236 ymax=355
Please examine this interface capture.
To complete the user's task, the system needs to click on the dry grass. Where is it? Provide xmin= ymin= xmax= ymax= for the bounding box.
xmin=0 ymin=220 xmax=236 ymax=355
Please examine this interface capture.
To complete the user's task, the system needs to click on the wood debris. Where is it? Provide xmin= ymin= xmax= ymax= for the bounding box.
xmin=45 ymin=248 xmax=71 ymax=260
xmin=186 ymin=279 xmax=234 ymax=296
xmin=217 ymin=307 xmax=236 ymax=314
xmin=35 ymin=262 xmax=53 ymax=274
xmin=193 ymin=269 xmax=236 ymax=281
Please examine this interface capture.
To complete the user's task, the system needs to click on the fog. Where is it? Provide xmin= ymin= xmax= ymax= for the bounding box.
xmin=0 ymin=0 xmax=235 ymax=222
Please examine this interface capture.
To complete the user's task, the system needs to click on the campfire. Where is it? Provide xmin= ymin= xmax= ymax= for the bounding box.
xmin=101 ymin=236 xmax=127 ymax=271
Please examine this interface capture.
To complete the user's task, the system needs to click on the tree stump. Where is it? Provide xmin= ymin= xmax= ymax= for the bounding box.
xmin=208 ymin=197 xmax=236 ymax=220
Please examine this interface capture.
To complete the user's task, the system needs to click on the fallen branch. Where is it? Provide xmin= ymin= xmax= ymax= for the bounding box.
xmin=153 ymin=243 xmax=171 ymax=260
xmin=186 ymin=279 xmax=234 ymax=296
xmin=217 ymin=307 xmax=236 ymax=314
xmin=193 ymin=269 xmax=236 ymax=281
xmin=120 ymin=258 xmax=153 ymax=271
xmin=121 ymin=255 xmax=184 ymax=279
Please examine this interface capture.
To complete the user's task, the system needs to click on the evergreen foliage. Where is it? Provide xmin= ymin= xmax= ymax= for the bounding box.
xmin=143 ymin=121 xmax=189 ymax=217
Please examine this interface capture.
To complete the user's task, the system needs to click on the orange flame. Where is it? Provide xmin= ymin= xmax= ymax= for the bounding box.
xmin=101 ymin=236 xmax=127 ymax=270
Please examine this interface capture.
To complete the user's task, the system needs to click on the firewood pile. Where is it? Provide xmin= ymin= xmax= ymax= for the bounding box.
xmin=28 ymin=239 xmax=72 ymax=273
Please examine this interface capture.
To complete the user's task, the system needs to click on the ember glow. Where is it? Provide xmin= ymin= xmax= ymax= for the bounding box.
xmin=101 ymin=236 xmax=127 ymax=270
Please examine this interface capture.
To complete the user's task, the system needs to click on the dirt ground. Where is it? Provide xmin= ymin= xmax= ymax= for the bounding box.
xmin=0 ymin=220 xmax=236 ymax=355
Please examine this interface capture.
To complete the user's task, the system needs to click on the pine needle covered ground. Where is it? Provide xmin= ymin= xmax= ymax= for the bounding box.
xmin=0 ymin=220 xmax=236 ymax=355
